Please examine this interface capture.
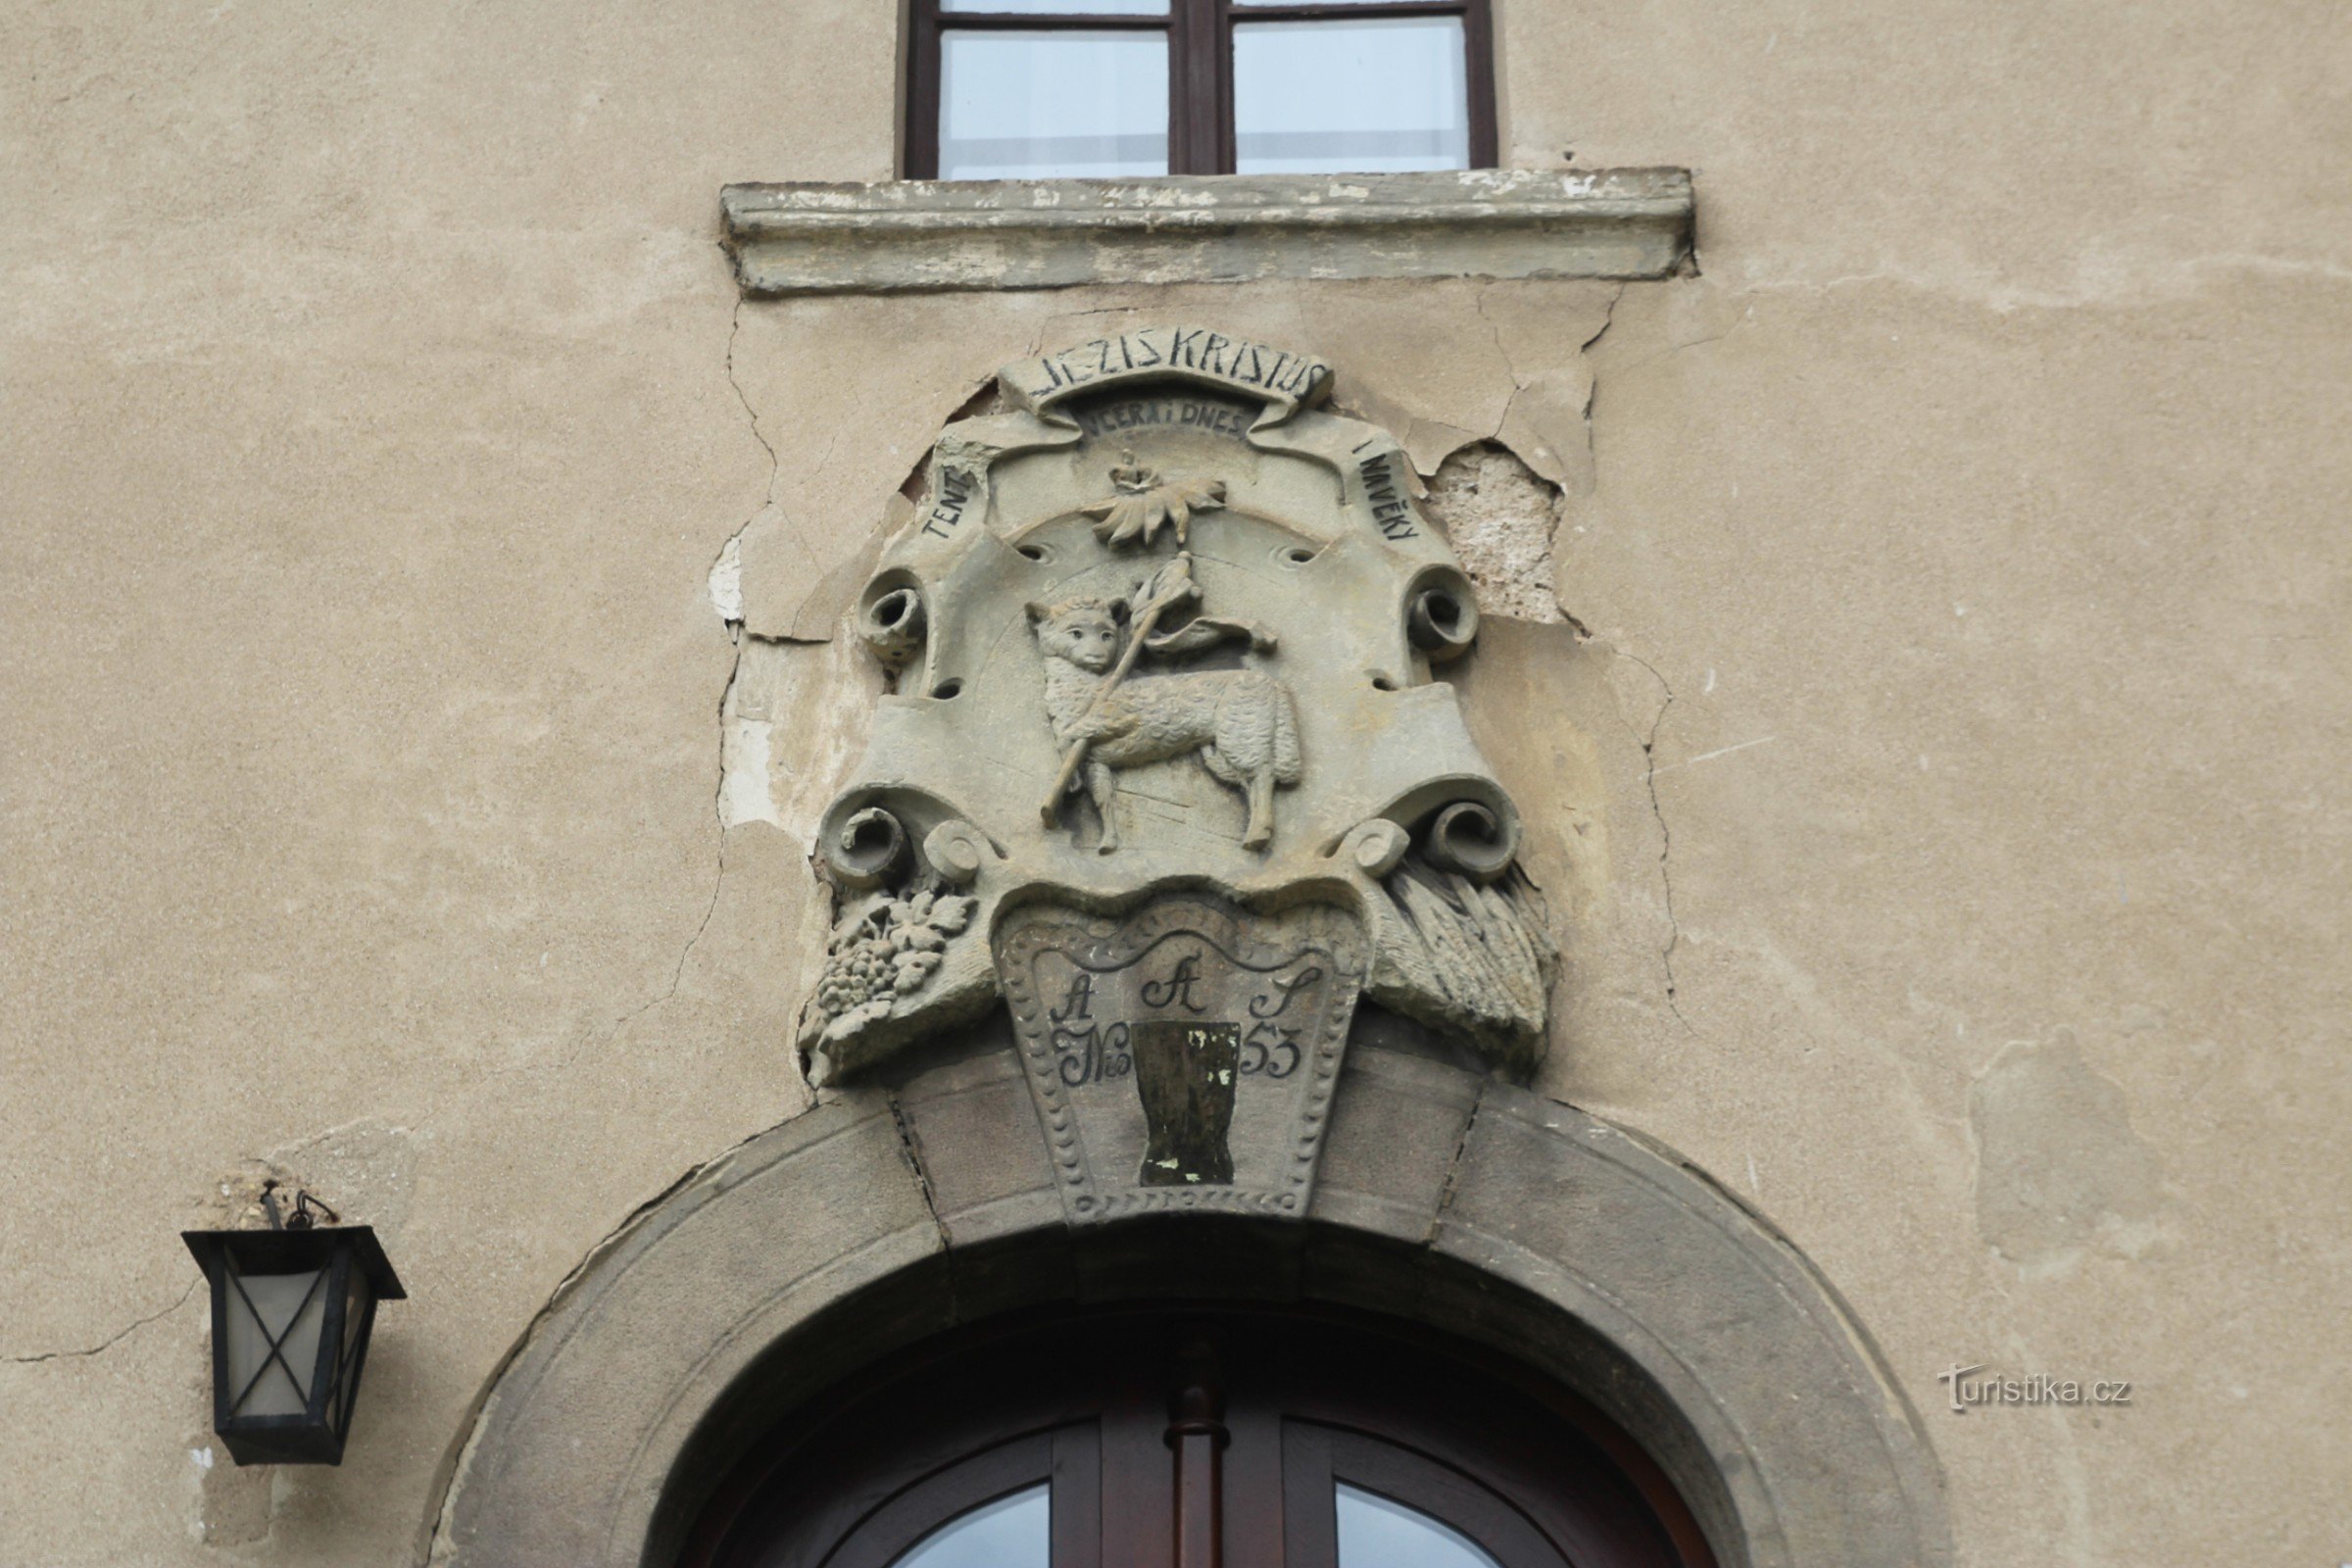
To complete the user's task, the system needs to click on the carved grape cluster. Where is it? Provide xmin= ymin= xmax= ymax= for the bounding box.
xmin=811 ymin=889 xmax=977 ymax=1043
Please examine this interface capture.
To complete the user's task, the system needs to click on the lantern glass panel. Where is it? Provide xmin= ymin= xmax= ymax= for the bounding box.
xmin=330 ymin=1267 xmax=372 ymax=1433
xmin=224 ymin=1267 xmax=328 ymax=1418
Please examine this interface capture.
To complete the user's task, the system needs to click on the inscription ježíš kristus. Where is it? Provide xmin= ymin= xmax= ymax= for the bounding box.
xmin=800 ymin=327 xmax=1560 ymax=1195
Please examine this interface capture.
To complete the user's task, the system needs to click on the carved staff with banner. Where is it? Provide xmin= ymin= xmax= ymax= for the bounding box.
xmin=1031 ymin=554 xmax=1300 ymax=853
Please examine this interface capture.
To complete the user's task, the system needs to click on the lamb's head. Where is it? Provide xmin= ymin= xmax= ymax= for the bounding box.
xmin=1025 ymin=595 xmax=1128 ymax=674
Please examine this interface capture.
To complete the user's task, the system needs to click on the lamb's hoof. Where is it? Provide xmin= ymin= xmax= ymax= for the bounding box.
xmin=1241 ymin=830 xmax=1271 ymax=852
xmin=1097 ymin=839 xmax=1120 ymax=856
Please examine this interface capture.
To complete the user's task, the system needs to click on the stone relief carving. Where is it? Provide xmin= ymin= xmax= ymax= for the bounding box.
xmin=1030 ymin=553 xmax=1298 ymax=853
xmin=797 ymin=325 xmax=1561 ymax=1210
xmin=1080 ymin=450 xmax=1225 ymax=549
xmin=805 ymin=887 xmax=978 ymax=1049
xmin=1374 ymin=852 xmax=1555 ymax=1075
xmin=996 ymin=895 xmax=1363 ymax=1223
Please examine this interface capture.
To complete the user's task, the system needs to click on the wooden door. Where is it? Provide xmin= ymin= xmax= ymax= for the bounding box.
xmin=684 ymin=1308 xmax=1713 ymax=1568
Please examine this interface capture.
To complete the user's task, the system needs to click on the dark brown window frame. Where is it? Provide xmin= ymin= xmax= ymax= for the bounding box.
xmin=906 ymin=0 xmax=1497 ymax=179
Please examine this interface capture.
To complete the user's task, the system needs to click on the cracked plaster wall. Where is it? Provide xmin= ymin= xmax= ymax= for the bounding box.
xmin=3 ymin=2 xmax=2348 ymax=1566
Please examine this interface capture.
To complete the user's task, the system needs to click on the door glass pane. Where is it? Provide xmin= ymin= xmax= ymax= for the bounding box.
xmin=1233 ymin=18 xmax=1469 ymax=173
xmin=890 ymin=1484 xmax=1051 ymax=1568
xmin=944 ymin=0 xmax=1165 ymax=12
xmin=1337 ymin=1482 xmax=1503 ymax=1568
xmin=940 ymin=30 xmax=1169 ymax=179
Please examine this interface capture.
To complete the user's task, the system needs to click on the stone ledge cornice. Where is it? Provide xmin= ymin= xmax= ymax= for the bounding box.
xmin=719 ymin=169 xmax=1693 ymax=297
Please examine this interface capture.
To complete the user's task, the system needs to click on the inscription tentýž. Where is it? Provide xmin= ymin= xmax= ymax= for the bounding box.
xmin=918 ymin=465 xmax=977 ymax=539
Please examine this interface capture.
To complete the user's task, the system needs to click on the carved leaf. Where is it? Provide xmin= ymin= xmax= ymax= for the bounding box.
xmin=1082 ymin=476 xmax=1226 ymax=550
xmin=806 ymin=886 xmax=980 ymax=1044
xmin=824 ymin=999 xmax=895 ymax=1044
xmin=1381 ymin=859 xmax=1557 ymax=1067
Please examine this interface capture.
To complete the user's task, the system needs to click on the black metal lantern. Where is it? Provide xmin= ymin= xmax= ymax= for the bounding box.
xmin=180 ymin=1192 xmax=406 ymax=1466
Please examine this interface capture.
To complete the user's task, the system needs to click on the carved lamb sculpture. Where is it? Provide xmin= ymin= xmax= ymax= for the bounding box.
xmin=1028 ymin=593 xmax=1301 ymax=853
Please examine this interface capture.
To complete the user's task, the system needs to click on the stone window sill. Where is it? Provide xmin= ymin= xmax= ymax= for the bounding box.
xmin=719 ymin=170 xmax=1691 ymax=298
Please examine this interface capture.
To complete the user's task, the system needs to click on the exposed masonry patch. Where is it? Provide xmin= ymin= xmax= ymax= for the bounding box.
xmin=709 ymin=533 xmax=744 ymax=626
xmin=1420 ymin=442 xmax=1565 ymax=622
xmin=710 ymin=377 xmax=993 ymax=845
xmin=193 ymin=1430 xmax=275 ymax=1548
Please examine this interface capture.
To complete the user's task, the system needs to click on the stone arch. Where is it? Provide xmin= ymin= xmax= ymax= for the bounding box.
xmin=426 ymin=1024 xmax=1951 ymax=1568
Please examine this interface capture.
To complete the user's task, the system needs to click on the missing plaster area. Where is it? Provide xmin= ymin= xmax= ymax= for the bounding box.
xmin=720 ymin=635 xmax=886 ymax=838
xmin=1971 ymin=1033 xmax=2168 ymax=1274
xmin=898 ymin=378 xmax=1011 ymax=506
xmin=1419 ymin=442 xmax=1565 ymax=624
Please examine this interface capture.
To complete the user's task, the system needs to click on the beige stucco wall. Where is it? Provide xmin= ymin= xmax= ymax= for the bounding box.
xmin=3 ymin=2 xmax=2345 ymax=1564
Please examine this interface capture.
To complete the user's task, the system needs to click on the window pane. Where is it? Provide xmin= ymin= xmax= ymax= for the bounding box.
xmin=1233 ymin=18 xmax=1469 ymax=174
xmin=1337 ymin=1483 xmax=1503 ymax=1568
xmin=940 ymin=30 xmax=1169 ymax=179
xmin=944 ymin=0 xmax=1164 ymax=12
xmin=890 ymin=1485 xmax=1051 ymax=1568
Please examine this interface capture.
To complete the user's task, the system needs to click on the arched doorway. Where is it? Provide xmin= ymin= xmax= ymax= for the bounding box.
xmin=681 ymin=1304 xmax=1717 ymax=1568
xmin=425 ymin=1033 xmax=1950 ymax=1568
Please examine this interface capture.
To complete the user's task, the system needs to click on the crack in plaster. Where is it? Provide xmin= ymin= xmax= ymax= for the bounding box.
xmin=594 ymin=293 xmax=786 ymax=1044
xmin=709 ymin=295 xmax=782 ymax=634
xmin=5 ymin=1281 xmax=197 ymax=1365
xmin=601 ymin=578 xmax=743 ymax=1036
xmin=1576 ymin=287 xmax=1621 ymax=495
xmin=723 ymin=296 xmax=780 ymax=518
xmin=886 ymin=1092 xmax=958 ymax=1327
xmin=509 ymin=301 xmax=756 ymax=1084
xmin=1571 ymin=293 xmax=1691 ymax=1031
xmin=1607 ymin=311 xmax=1758 ymax=381
xmin=1425 ymin=1085 xmax=1486 ymax=1244
xmin=1613 ymin=650 xmax=1693 ymax=1032
xmin=1474 ymin=281 xmax=1523 ymax=440
xmin=612 ymin=832 xmax=726 ymax=1036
